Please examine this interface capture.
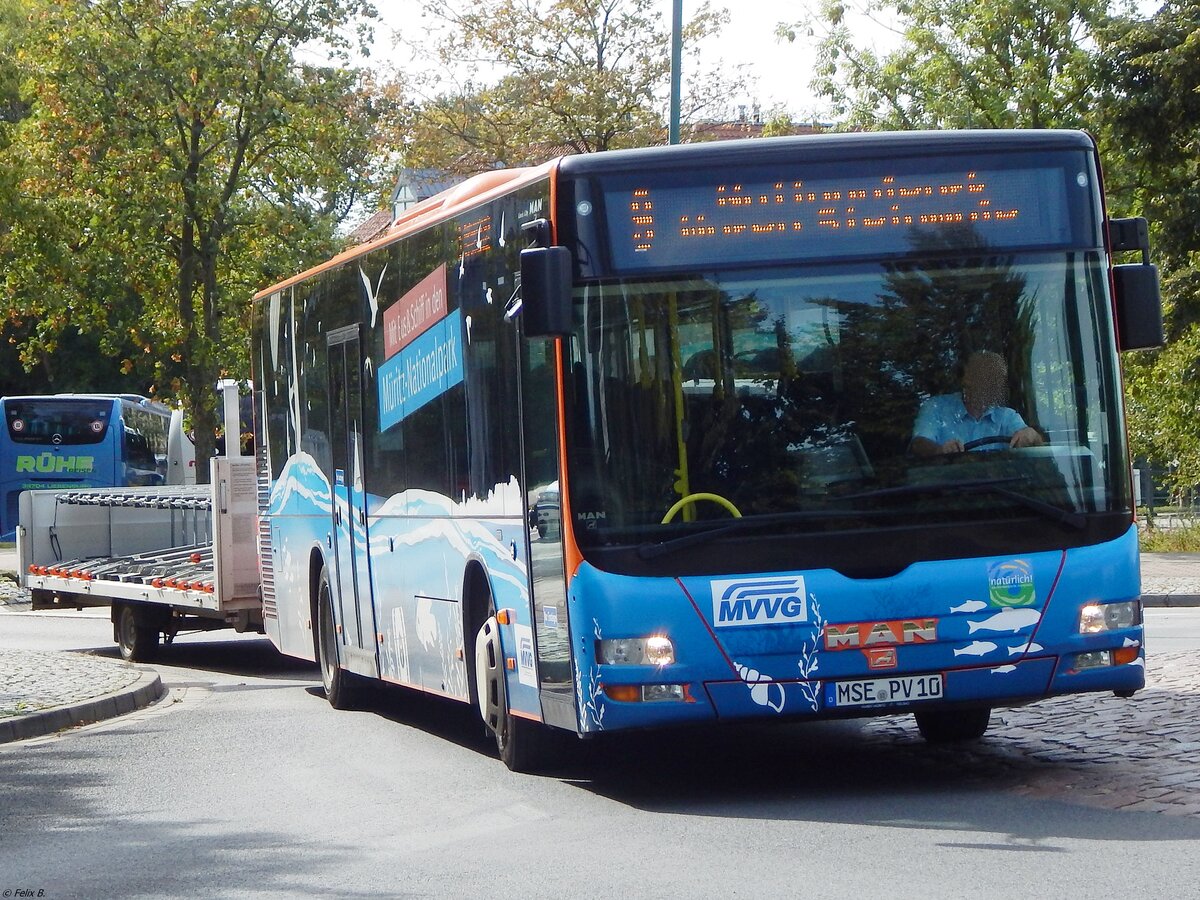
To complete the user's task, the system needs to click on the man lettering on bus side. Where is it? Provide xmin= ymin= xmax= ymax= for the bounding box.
xmin=909 ymin=350 xmax=1044 ymax=457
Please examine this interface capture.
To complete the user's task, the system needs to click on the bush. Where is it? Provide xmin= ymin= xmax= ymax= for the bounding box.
xmin=1139 ymin=518 xmax=1200 ymax=552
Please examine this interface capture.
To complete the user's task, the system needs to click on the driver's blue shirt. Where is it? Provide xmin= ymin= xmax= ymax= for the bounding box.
xmin=912 ymin=392 xmax=1029 ymax=450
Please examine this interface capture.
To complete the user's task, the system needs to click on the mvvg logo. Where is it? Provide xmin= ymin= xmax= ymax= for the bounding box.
xmin=711 ymin=576 xmax=808 ymax=628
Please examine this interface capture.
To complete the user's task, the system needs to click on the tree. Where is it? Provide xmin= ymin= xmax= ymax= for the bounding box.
xmin=0 ymin=0 xmax=29 ymax=239
xmin=1098 ymin=2 xmax=1200 ymax=496
xmin=402 ymin=0 xmax=743 ymax=170
xmin=782 ymin=0 xmax=1109 ymax=130
xmin=0 ymin=0 xmax=27 ymax=127
xmin=2 ymin=0 xmax=387 ymax=473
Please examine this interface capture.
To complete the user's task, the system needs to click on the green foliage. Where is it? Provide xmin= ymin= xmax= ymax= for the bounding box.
xmin=1 ymin=0 xmax=387 ymax=471
xmin=0 ymin=0 xmax=27 ymax=127
xmin=1138 ymin=520 xmax=1200 ymax=553
xmin=1099 ymin=2 xmax=1200 ymax=495
xmin=793 ymin=0 xmax=1111 ymax=130
xmin=404 ymin=0 xmax=744 ymax=170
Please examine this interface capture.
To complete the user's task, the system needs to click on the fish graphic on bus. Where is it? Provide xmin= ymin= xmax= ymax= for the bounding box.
xmin=967 ymin=607 xmax=1041 ymax=634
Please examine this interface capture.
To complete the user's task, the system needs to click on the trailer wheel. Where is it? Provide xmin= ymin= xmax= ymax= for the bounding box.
xmin=915 ymin=707 xmax=991 ymax=743
xmin=115 ymin=603 xmax=160 ymax=663
xmin=316 ymin=566 xmax=361 ymax=710
xmin=474 ymin=595 xmax=558 ymax=773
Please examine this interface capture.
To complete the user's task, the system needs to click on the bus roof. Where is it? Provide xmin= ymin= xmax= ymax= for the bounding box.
xmin=555 ymin=129 xmax=1097 ymax=177
xmin=249 ymin=130 xmax=1098 ymax=304
xmin=0 ymin=394 xmax=171 ymax=413
xmin=252 ymin=159 xmax=558 ymax=302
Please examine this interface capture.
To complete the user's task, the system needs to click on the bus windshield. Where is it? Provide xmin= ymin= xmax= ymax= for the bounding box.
xmin=4 ymin=399 xmax=113 ymax=445
xmin=562 ymin=244 xmax=1128 ymax=565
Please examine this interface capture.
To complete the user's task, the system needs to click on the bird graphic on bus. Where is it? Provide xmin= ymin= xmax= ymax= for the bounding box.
xmin=359 ymin=263 xmax=388 ymax=327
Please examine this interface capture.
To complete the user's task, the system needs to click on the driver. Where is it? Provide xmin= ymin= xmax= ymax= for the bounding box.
xmin=909 ymin=350 xmax=1044 ymax=457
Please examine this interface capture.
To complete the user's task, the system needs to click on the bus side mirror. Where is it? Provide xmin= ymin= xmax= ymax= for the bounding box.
xmin=1114 ymin=264 xmax=1163 ymax=350
xmin=1110 ymin=217 xmax=1164 ymax=351
xmin=517 ymin=246 xmax=572 ymax=338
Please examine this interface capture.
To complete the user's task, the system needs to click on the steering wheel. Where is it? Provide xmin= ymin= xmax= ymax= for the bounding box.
xmin=661 ymin=492 xmax=743 ymax=524
xmin=962 ymin=435 xmax=1013 ymax=451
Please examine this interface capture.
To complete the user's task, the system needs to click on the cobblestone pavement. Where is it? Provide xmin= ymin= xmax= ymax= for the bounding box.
xmin=0 ymin=648 xmax=142 ymax=718
xmin=1 ymin=572 xmax=26 ymax=606
xmin=1 ymin=571 xmax=29 ymax=606
xmin=863 ymin=650 xmax=1200 ymax=816
xmin=0 ymin=646 xmax=163 ymax=743
xmin=1139 ymin=552 xmax=1200 ymax=604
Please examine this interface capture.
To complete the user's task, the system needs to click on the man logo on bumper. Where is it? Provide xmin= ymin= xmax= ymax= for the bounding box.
xmin=711 ymin=577 xmax=808 ymax=628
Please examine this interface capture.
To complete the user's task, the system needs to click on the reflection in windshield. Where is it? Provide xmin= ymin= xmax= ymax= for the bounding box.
xmin=563 ymin=240 xmax=1127 ymax=549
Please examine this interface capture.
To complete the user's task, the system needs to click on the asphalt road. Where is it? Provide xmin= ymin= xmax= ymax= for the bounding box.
xmin=2 ymin=609 xmax=1200 ymax=899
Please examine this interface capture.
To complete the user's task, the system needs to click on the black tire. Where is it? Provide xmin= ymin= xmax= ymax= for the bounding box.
xmin=115 ymin=603 xmax=159 ymax=662
xmin=474 ymin=595 xmax=559 ymax=773
xmin=316 ymin=566 xmax=360 ymax=710
xmin=915 ymin=707 xmax=991 ymax=743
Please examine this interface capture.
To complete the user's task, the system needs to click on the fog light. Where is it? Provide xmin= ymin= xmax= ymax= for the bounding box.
xmin=601 ymin=683 xmax=690 ymax=702
xmin=643 ymin=683 xmax=685 ymax=702
xmin=1079 ymin=600 xmax=1140 ymax=634
xmin=598 ymin=635 xmax=675 ymax=666
xmin=1074 ymin=650 xmax=1112 ymax=669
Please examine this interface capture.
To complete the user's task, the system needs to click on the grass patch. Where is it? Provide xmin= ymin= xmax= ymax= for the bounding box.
xmin=1139 ymin=520 xmax=1200 ymax=552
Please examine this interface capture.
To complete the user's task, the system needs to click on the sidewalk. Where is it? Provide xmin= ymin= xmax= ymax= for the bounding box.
xmin=0 ymin=546 xmax=1193 ymax=745
xmin=1138 ymin=551 xmax=1200 ymax=606
xmin=0 ymin=545 xmax=165 ymax=743
xmin=0 ymin=648 xmax=163 ymax=743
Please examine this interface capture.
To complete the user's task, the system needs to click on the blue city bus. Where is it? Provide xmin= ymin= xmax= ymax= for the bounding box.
xmin=1 ymin=393 xmax=171 ymax=540
xmin=253 ymin=131 xmax=1163 ymax=771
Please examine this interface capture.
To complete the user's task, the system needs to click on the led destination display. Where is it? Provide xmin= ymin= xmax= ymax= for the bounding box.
xmin=602 ymin=159 xmax=1080 ymax=272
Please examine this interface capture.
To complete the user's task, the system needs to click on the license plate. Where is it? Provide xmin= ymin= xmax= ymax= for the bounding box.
xmin=825 ymin=674 xmax=944 ymax=708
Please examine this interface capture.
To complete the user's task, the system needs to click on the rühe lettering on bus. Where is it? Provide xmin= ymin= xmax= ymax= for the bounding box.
xmin=384 ymin=264 xmax=448 ymax=360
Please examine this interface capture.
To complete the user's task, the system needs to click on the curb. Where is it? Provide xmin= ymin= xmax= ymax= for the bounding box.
xmin=1142 ymin=594 xmax=1200 ymax=608
xmin=0 ymin=668 xmax=165 ymax=744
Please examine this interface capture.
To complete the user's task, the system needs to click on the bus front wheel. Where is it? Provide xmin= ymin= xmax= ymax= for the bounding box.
xmin=115 ymin=603 xmax=160 ymax=663
xmin=915 ymin=707 xmax=991 ymax=743
xmin=474 ymin=603 xmax=557 ymax=773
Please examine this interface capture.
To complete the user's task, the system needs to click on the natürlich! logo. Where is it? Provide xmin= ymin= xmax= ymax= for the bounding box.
xmin=987 ymin=559 xmax=1036 ymax=607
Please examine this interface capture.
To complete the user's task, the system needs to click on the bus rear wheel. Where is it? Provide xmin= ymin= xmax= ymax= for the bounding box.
xmin=474 ymin=604 xmax=557 ymax=773
xmin=316 ymin=566 xmax=361 ymax=710
xmin=115 ymin=603 xmax=159 ymax=663
xmin=915 ymin=707 xmax=991 ymax=743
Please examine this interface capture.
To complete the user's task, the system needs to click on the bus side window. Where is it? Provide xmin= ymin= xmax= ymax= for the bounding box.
xmin=125 ymin=430 xmax=162 ymax=485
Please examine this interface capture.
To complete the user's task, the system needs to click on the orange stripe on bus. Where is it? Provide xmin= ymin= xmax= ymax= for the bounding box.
xmin=508 ymin=708 xmax=544 ymax=723
xmin=550 ymin=158 xmax=583 ymax=581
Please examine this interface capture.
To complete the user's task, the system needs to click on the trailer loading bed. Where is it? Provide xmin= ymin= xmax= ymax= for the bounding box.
xmin=18 ymin=457 xmax=262 ymax=660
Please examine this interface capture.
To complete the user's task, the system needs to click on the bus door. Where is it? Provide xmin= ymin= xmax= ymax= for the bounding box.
xmin=327 ymin=326 xmax=378 ymax=676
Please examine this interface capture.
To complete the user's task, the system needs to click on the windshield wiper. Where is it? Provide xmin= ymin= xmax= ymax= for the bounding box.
xmin=637 ymin=509 xmax=878 ymax=560
xmin=638 ymin=478 xmax=1086 ymax=560
xmin=840 ymin=477 xmax=1087 ymax=530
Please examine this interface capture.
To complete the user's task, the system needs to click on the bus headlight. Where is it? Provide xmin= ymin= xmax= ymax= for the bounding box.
xmin=1078 ymin=600 xmax=1140 ymax=634
xmin=598 ymin=635 xmax=675 ymax=666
